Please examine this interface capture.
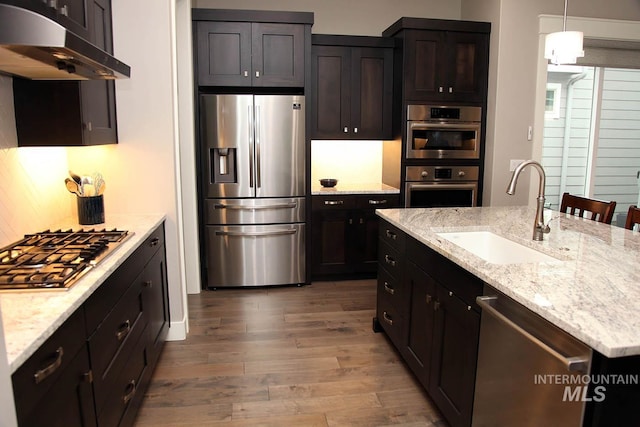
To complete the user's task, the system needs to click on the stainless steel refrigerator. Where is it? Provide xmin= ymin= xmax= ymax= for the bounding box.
xmin=200 ymin=94 xmax=305 ymax=288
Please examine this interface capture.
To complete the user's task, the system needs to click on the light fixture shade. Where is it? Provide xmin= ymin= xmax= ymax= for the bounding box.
xmin=545 ymin=31 xmax=585 ymax=65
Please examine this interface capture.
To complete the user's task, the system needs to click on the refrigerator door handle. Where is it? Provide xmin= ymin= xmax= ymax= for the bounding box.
xmin=255 ymin=105 xmax=262 ymax=188
xmin=214 ymin=202 xmax=297 ymax=210
xmin=248 ymin=104 xmax=255 ymax=188
xmin=215 ymin=229 xmax=297 ymax=237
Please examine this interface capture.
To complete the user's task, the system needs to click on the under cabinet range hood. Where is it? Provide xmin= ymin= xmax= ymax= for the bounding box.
xmin=0 ymin=4 xmax=130 ymax=80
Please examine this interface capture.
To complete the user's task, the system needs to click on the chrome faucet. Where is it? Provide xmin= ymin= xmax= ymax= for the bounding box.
xmin=506 ymin=160 xmax=550 ymax=241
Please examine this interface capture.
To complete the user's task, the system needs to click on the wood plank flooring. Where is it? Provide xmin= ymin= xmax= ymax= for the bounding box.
xmin=134 ymin=279 xmax=445 ymax=426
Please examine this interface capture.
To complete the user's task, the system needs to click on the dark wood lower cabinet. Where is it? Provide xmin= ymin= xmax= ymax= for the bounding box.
xmin=374 ymin=219 xmax=481 ymax=427
xmin=312 ymin=194 xmax=399 ymax=280
xmin=11 ymin=222 xmax=169 ymax=427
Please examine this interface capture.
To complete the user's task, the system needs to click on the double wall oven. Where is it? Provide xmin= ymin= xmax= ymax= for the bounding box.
xmin=403 ymin=105 xmax=482 ymax=208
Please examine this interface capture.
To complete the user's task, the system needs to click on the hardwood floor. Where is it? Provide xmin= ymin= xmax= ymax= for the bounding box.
xmin=134 ymin=280 xmax=445 ymax=426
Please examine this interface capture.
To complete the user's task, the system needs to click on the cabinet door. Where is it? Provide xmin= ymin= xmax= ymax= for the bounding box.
xmin=143 ymin=246 xmax=170 ymax=367
xmin=310 ymin=45 xmax=351 ymax=139
xmin=196 ymin=21 xmax=252 ymax=86
xmin=403 ymin=262 xmax=436 ymax=390
xmin=80 ymin=0 xmax=116 ymax=145
xmin=351 ymin=208 xmax=380 ymax=272
xmin=58 ymin=0 xmax=92 ymax=41
xmin=403 ymin=30 xmax=443 ymax=101
xmin=350 ymin=47 xmax=393 ymax=139
xmin=17 ymin=346 xmax=96 ymax=427
xmin=311 ymin=209 xmax=350 ymax=276
xmin=443 ymin=31 xmax=488 ymax=104
xmin=430 ymin=285 xmax=480 ymax=427
xmin=251 ymin=22 xmax=305 ymax=87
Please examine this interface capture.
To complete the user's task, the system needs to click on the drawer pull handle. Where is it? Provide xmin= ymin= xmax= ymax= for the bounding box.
xmin=369 ymin=199 xmax=388 ymax=205
xmin=384 ymin=281 xmax=395 ymax=295
xmin=150 ymin=237 xmax=160 ymax=247
xmin=34 ymin=347 xmax=64 ymax=384
xmin=324 ymin=200 xmax=343 ymax=205
xmin=116 ymin=320 xmax=131 ymax=341
xmin=434 ymin=301 xmax=441 ymax=311
xmin=384 ymin=254 xmax=396 ymax=267
xmin=143 ymin=280 xmax=153 ymax=288
xmin=385 ymin=229 xmax=397 ymax=240
xmin=382 ymin=311 xmax=394 ymax=326
xmin=426 ymin=294 xmax=432 ymax=304
xmin=123 ymin=379 xmax=137 ymax=404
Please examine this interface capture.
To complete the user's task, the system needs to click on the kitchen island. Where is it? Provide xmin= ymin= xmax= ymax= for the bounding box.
xmin=375 ymin=206 xmax=640 ymax=427
xmin=378 ymin=205 xmax=640 ymax=358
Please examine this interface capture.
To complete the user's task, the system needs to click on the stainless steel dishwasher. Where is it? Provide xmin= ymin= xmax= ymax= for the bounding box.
xmin=472 ymin=286 xmax=592 ymax=426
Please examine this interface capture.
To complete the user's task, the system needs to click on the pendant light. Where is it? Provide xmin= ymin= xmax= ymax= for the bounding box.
xmin=544 ymin=0 xmax=584 ymax=65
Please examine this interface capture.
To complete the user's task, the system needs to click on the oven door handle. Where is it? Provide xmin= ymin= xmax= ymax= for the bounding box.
xmin=409 ymin=122 xmax=480 ymax=131
xmin=407 ymin=182 xmax=477 ymax=191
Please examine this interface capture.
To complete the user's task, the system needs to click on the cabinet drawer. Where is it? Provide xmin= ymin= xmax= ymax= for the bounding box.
xmin=312 ymin=195 xmax=356 ymax=210
xmin=89 ymin=275 xmax=145 ymax=411
xmin=378 ymin=240 xmax=402 ymax=278
xmin=12 ymin=308 xmax=87 ymax=423
xmin=377 ymin=267 xmax=407 ymax=312
xmin=357 ymin=195 xmax=399 ymax=209
xmin=376 ymin=299 xmax=404 ymax=348
xmin=85 ymin=223 xmax=164 ymax=331
xmin=97 ymin=325 xmax=149 ymax=427
xmin=378 ymin=220 xmax=405 ymax=250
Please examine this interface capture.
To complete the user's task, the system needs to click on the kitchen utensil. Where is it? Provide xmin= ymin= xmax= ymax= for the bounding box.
xmin=69 ymin=170 xmax=82 ymax=186
xmin=65 ymin=178 xmax=81 ymax=196
xmin=320 ymin=178 xmax=338 ymax=188
xmin=93 ymin=172 xmax=105 ymax=196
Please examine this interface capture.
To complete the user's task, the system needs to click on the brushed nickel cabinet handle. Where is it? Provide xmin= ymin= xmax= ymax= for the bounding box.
xmin=384 ymin=281 xmax=395 ymax=295
xmin=434 ymin=301 xmax=441 ymax=311
xmin=382 ymin=311 xmax=394 ymax=325
xmin=143 ymin=280 xmax=153 ymax=288
xmin=426 ymin=294 xmax=432 ymax=304
xmin=385 ymin=229 xmax=396 ymax=240
xmin=60 ymin=4 xmax=68 ymax=16
xmin=150 ymin=237 xmax=159 ymax=247
xmin=324 ymin=200 xmax=344 ymax=205
xmin=369 ymin=199 xmax=388 ymax=205
xmin=384 ymin=254 xmax=396 ymax=267
xmin=116 ymin=320 xmax=131 ymax=341
xmin=123 ymin=380 xmax=137 ymax=404
xmin=34 ymin=347 xmax=64 ymax=384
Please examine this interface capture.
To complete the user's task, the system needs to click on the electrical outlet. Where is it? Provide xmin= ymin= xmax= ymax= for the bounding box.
xmin=510 ymin=159 xmax=525 ymax=172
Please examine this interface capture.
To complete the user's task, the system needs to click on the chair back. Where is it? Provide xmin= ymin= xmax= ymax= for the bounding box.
xmin=559 ymin=192 xmax=616 ymax=224
xmin=625 ymin=205 xmax=640 ymax=230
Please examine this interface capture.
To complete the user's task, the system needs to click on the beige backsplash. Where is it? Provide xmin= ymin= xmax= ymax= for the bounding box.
xmin=0 ymin=75 xmax=74 ymax=246
xmin=311 ymin=140 xmax=383 ymax=185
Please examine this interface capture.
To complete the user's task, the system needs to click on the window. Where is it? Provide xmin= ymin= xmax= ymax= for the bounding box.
xmin=545 ymin=83 xmax=561 ymax=119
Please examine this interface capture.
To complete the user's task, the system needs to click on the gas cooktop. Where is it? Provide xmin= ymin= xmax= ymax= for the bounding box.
xmin=0 ymin=228 xmax=131 ymax=291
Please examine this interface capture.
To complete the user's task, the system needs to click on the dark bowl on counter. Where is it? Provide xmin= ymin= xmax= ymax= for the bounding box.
xmin=320 ymin=178 xmax=338 ymax=188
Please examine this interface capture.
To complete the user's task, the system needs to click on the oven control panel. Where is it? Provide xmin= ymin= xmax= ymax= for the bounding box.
xmin=405 ymin=166 xmax=479 ymax=182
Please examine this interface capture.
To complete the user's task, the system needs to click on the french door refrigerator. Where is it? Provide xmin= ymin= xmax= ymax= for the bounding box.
xmin=200 ymin=94 xmax=305 ymax=288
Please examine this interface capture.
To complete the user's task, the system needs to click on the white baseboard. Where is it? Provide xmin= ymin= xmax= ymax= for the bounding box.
xmin=166 ymin=316 xmax=187 ymax=341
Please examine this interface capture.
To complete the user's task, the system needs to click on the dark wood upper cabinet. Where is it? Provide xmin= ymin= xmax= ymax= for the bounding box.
xmin=195 ymin=19 xmax=308 ymax=87
xmin=311 ymin=35 xmax=393 ymax=139
xmin=383 ymin=18 xmax=490 ymax=105
xmin=13 ymin=0 xmax=118 ymax=146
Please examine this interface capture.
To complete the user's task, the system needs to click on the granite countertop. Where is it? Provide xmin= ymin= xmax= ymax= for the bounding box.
xmin=377 ymin=206 xmax=640 ymax=358
xmin=312 ymin=182 xmax=400 ymax=195
xmin=1 ymin=213 xmax=166 ymax=373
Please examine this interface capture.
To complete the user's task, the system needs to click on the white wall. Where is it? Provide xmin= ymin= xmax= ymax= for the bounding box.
xmin=464 ymin=0 xmax=640 ymax=207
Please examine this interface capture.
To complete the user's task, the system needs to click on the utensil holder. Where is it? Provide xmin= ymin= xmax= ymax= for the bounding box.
xmin=77 ymin=195 xmax=105 ymax=225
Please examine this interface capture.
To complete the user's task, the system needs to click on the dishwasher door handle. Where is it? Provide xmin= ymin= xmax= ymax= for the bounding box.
xmin=476 ymin=296 xmax=589 ymax=373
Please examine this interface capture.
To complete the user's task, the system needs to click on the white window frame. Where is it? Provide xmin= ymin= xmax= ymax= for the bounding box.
xmin=545 ymin=82 xmax=562 ymax=119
